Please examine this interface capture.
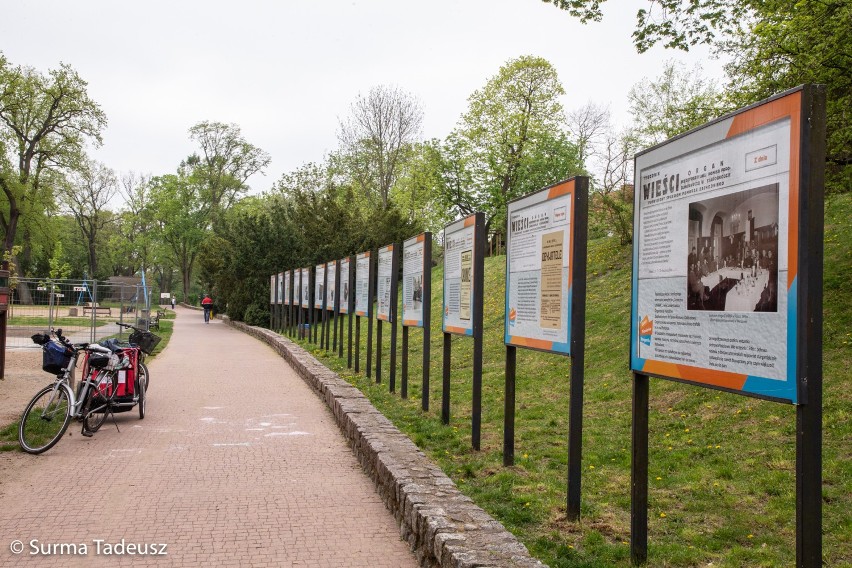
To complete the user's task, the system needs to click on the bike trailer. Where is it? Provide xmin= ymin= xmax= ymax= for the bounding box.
xmin=81 ymin=348 xmax=139 ymax=400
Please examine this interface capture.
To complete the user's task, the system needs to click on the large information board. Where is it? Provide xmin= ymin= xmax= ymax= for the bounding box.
xmin=504 ymin=180 xmax=577 ymax=354
xmin=631 ymin=87 xmax=813 ymax=404
xmin=355 ymin=251 xmax=371 ymax=317
xmin=339 ymin=257 xmax=351 ymax=314
xmin=443 ymin=215 xmax=477 ymax=336
xmin=314 ymin=263 xmax=326 ymax=309
xmin=402 ymin=234 xmax=427 ymax=327
xmin=326 ymin=261 xmax=337 ymax=311
xmin=300 ymin=267 xmax=310 ymax=308
xmin=283 ymin=270 xmax=290 ymax=306
xmin=270 ymin=274 xmax=276 ymax=304
xmin=277 ymin=272 xmax=284 ymax=305
xmin=377 ymin=245 xmax=394 ymax=322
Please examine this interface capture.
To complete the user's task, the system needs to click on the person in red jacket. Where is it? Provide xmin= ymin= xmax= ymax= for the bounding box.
xmin=201 ymin=294 xmax=213 ymax=323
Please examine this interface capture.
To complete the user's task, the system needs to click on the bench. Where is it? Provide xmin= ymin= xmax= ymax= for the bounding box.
xmin=82 ymin=303 xmax=111 ymax=316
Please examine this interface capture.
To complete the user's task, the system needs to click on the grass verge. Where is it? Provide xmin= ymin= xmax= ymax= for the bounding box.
xmin=286 ymin=192 xmax=850 ymax=567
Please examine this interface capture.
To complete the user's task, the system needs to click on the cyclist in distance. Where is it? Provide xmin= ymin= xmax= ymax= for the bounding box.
xmin=202 ymin=293 xmax=213 ymax=323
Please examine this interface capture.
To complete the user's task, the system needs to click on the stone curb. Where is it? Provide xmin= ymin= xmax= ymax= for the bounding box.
xmin=224 ymin=317 xmax=547 ymax=568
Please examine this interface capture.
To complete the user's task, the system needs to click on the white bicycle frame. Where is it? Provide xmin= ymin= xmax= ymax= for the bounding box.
xmin=45 ymin=342 xmax=117 ymax=419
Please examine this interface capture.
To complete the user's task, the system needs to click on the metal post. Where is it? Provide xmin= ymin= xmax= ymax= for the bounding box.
xmin=401 ymin=326 xmax=409 ymax=399
xmin=504 ymin=345 xmax=516 ymax=466
xmin=631 ymin=372 xmax=649 ymax=566
xmin=375 ymin=320 xmax=383 ymax=384
xmin=422 ymin=234 xmax=432 ymax=412
xmin=442 ymin=332 xmax=451 ymax=425
xmin=471 ymin=213 xmax=486 ymax=451
xmin=355 ymin=315 xmax=361 ymax=373
xmin=389 ymin=243 xmax=400 ymax=394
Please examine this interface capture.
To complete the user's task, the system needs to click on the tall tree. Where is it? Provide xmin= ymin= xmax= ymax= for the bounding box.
xmin=149 ymin=172 xmax=207 ymax=299
xmin=58 ymin=159 xmax=118 ymax=278
xmin=187 ymin=121 xmax=271 ymax=226
xmin=337 ymin=85 xmax=424 ymax=208
xmin=449 ymin=55 xmax=582 ymax=233
xmin=544 ymin=0 xmax=851 ymax=192
xmin=0 ymin=53 xmax=106 ymax=262
xmin=628 ymin=60 xmax=724 ymax=146
xmin=567 ymin=101 xmax=611 ymax=166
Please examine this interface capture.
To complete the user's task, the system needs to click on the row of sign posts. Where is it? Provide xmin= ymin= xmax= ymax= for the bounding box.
xmin=269 ymin=86 xmax=825 ymax=566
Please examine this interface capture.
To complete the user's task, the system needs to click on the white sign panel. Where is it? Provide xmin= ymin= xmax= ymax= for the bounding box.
xmin=402 ymin=235 xmax=426 ymax=327
xmin=300 ymin=268 xmax=310 ymax=308
xmin=505 ymin=182 xmax=574 ymax=353
xmin=443 ymin=216 xmax=476 ymax=336
xmin=631 ymin=91 xmax=803 ymax=402
xmin=355 ymin=252 xmax=370 ymax=317
xmin=277 ymin=272 xmax=284 ymax=305
xmin=377 ymin=245 xmax=394 ymax=321
xmin=270 ymin=275 xmax=276 ymax=304
xmin=339 ymin=258 xmax=351 ymax=314
xmin=283 ymin=271 xmax=290 ymax=306
xmin=326 ymin=261 xmax=336 ymax=311
xmin=314 ymin=263 xmax=326 ymax=309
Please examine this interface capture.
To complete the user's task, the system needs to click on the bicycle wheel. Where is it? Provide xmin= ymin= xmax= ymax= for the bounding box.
xmin=137 ymin=371 xmax=147 ymax=419
xmin=82 ymin=383 xmax=108 ymax=433
xmin=19 ymin=383 xmax=73 ymax=454
xmin=138 ymin=361 xmax=149 ymax=390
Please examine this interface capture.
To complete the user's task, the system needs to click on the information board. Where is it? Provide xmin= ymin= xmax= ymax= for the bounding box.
xmin=277 ymin=272 xmax=284 ymax=305
xmin=355 ymin=251 xmax=371 ymax=317
xmin=300 ymin=267 xmax=310 ymax=309
xmin=504 ymin=181 xmax=576 ymax=353
xmin=442 ymin=215 xmax=477 ymax=336
xmin=377 ymin=245 xmax=394 ymax=321
xmin=283 ymin=271 xmax=290 ymax=305
xmin=339 ymin=257 xmax=351 ymax=314
xmin=270 ymin=274 xmax=276 ymax=304
xmin=631 ymin=88 xmax=807 ymax=403
xmin=326 ymin=261 xmax=337 ymax=311
xmin=314 ymin=264 xmax=326 ymax=309
xmin=402 ymin=234 xmax=427 ymax=327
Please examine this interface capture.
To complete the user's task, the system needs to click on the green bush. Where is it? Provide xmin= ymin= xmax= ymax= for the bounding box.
xmin=242 ymin=303 xmax=269 ymax=327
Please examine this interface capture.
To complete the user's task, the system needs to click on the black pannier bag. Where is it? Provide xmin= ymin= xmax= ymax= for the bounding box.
xmin=42 ymin=341 xmax=72 ymax=374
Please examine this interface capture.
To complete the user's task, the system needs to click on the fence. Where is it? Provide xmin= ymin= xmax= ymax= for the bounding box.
xmin=5 ymin=278 xmax=154 ymax=349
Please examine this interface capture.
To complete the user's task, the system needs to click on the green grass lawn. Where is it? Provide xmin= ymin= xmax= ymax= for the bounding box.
xmin=289 ymin=192 xmax=851 ymax=567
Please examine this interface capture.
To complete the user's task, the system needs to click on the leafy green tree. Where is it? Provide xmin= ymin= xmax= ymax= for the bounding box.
xmin=448 ymin=55 xmax=583 ymax=234
xmin=0 ymin=52 xmax=107 ymax=261
xmin=628 ymin=60 xmax=725 ymax=146
xmin=337 ymin=85 xmax=424 ymax=209
xmin=57 ymin=159 xmax=118 ymax=278
xmin=544 ymin=1 xmax=851 ymax=192
xmin=149 ymin=172 xmax=207 ymax=299
xmin=187 ymin=121 xmax=271 ymax=227
xmin=723 ymin=0 xmax=851 ymax=192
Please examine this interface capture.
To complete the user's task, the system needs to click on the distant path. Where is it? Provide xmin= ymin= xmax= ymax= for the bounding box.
xmin=0 ymin=306 xmax=417 ymax=566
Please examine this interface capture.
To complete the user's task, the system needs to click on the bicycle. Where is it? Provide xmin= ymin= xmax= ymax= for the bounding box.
xmin=18 ymin=329 xmax=145 ymax=454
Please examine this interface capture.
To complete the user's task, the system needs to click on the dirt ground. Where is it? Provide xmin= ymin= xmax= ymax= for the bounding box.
xmin=0 ymin=349 xmax=55 ymax=429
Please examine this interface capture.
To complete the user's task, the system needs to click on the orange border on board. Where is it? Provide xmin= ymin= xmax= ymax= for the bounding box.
xmin=726 ymin=90 xmax=800 ymax=288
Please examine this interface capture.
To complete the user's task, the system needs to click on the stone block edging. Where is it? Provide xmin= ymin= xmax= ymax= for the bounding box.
xmin=224 ymin=317 xmax=547 ymax=568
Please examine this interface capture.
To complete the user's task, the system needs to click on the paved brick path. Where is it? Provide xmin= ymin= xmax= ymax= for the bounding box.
xmin=0 ymin=307 xmax=418 ymax=567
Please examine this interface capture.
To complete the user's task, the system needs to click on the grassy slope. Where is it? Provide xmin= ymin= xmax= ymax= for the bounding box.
xmin=297 ymin=192 xmax=850 ymax=567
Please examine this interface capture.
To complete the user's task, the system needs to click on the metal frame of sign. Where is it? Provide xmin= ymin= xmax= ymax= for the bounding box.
xmin=402 ymin=232 xmax=432 ymax=409
xmin=354 ymin=251 xmax=375 ymax=377
xmin=629 ymin=85 xmax=825 ymax=566
xmin=282 ymin=270 xmax=290 ymax=333
xmin=375 ymin=243 xmax=400 ymax=390
xmin=441 ymin=212 xmax=486 ymax=450
xmin=502 ymin=177 xmax=588 ymax=523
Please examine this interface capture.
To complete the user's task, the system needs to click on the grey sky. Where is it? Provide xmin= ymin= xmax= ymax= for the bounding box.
xmin=2 ymin=0 xmax=723 ymax=194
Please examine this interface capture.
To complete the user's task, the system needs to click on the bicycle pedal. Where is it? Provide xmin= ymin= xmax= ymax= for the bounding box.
xmin=81 ymin=429 xmax=94 ymax=438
